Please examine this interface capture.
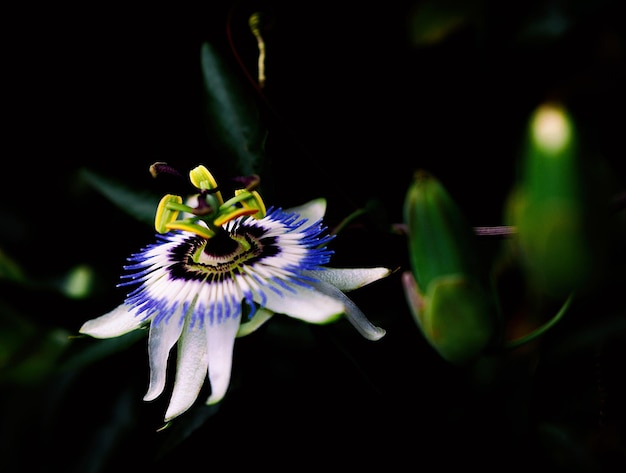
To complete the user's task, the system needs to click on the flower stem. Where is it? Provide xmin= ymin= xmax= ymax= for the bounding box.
xmin=505 ymin=292 xmax=575 ymax=349
xmin=330 ymin=207 xmax=368 ymax=236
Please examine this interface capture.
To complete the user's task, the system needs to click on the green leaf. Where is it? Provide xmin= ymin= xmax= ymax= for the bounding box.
xmin=200 ymin=42 xmax=267 ymax=177
xmin=408 ymin=0 xmax=481 ymax=46
xmin=79 ymin=168 xmax=160 ymax=226
xmin=155 ymin=404 xmax=220 ymax=458
xmin=0 ymin=300 xmax=71 ymax=385
xmin=0 ymin=247 xmax=26 ymax=283
xmin=59 ymin=330 xmax=147 ymax=373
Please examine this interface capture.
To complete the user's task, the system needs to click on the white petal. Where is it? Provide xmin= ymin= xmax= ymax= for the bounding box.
xmin=205 ymin=314 xmax=241 ymax=405
xmin=306 ymin=267 xmax=392 ymax=292
xmin=309 ymin=280 xmax=386 ymax=341
xmin=143 ymin=317 xmax=185 ymax=401
xmin=286 ymin=198 xmax=326 ymax=229
xmin=257 ymin=283 xmax=344 ymax=323
xmin=164 ymin=320 xmax=208 ymax=422
xmin=79 ymin=304 xmax=145 ymax=339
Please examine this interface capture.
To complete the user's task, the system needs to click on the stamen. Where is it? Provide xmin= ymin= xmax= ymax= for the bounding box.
xmin=166 ymin=221 xmax=215 ymax=239
xmin=232 ymin=174 xmax=261 ymax=191
xmin=235 ymin=188 xmax=266 ymax=218
xmin=189 ymin=165 xmax=224 ymax=205
xmin=150 ymin=162 xmax=183 ymax=179
xmin=155 ymin=195 xmax=184 ymax=234
xmin=220 ymin=190 xmax=258 ymax=210
xmin=213 ymin=207 xmax=259 ymax=227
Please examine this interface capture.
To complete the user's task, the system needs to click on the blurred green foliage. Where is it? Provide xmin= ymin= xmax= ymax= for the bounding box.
xmin=507 ymin=102 xmax=611 ymax=297
xmin=2 ymin=0 xmax=625 ymax=472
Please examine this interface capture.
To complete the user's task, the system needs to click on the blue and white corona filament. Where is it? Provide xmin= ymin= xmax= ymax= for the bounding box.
xmin=80 ymin=164 xmax=390 ymax=423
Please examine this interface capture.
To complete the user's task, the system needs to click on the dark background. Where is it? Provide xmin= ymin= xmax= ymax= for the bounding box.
xmin=2 ymin=1 xmax=625 ymax=471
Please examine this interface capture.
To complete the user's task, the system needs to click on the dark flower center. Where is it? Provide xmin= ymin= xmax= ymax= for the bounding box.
xmin=166 ymin=222 xmax=281 ymax=282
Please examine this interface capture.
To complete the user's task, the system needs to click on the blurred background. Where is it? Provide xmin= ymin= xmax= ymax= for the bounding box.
xmin=2 ymin=0 xmax=625 ymax=471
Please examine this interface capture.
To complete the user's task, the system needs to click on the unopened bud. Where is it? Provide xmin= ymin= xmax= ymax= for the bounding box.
xmin=403 ymin=170 xmax=496 ymax=363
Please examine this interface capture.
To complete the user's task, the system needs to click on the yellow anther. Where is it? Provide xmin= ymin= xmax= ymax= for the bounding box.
xmin=155 ymin=194 xmax=183 ymax=234
xmin=165 ymin=221 xmax=215 ymax=239
xmin=213 ymin=207 xmax=259 ymax=227
xmin=235 ymin=189 xmax=267 ymax=219
xmin=189 ymin=165 xmax=224 ymax=205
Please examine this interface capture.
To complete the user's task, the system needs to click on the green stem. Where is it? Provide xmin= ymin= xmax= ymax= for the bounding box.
xmin=505 ymin=292 xmax=575 ymax=349
xmin=330 ymin=207 xmax=368 ymax=236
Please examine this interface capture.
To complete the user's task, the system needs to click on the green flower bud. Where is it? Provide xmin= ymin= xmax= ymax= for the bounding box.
xmin=403 ymin=170 xmax=480 ymax=290
xmin=508 ymin=102 xmax=608 ymax=296
xmin=403 ymin=170 xmax=496 ymax=363
xmin=403 ymin=272 xmax=494 ymax=364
